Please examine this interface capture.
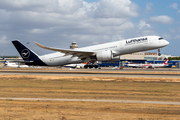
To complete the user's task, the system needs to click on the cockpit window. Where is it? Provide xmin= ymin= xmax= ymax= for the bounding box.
xmin=159 ymin=38 xmax=164 ymax=40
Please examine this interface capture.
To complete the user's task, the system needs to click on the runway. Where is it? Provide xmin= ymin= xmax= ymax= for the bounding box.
xmin=1 ymin=97 xmax=180 ymax=105
xmin=1 ymin=68 xmax=180 ymax=120
xmin=0 ymin=68 xmax=180 ymax=78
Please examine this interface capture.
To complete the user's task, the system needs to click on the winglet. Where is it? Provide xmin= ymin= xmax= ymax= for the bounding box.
xmin=33 ymin=41 xmax=47 ymax=49
xmin=33 ymin=41 xmax=66 ymax=52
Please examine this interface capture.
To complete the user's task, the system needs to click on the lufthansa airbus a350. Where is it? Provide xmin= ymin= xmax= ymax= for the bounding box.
xmin=12 ymin=36 xmax=169 ymax=67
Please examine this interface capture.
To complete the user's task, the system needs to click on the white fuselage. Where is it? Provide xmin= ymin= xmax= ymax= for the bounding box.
xmin=64 ymin=63 xmax=86 ymax=68
xmin=5 ymin=62 xmax=29 ymax=68
xmin=38 ymin=36 xmax=169 ymax=66
xmin=127 ymin=63 xmax=168 ymax=68
xmin=126 ymin=59 xmax=168 ymax=68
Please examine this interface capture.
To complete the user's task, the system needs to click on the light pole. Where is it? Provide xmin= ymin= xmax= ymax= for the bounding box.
xmin=27 ymin=42 xmax=30 ymax=48
xmin=1 ymin=51 xmax=3 ymax=58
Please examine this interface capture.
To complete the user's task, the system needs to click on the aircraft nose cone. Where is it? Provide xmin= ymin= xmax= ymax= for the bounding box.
xmin=165 ymin=40 xmax=169 ymax=45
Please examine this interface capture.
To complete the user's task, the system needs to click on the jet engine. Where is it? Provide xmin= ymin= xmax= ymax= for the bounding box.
xmin=96 ymin=50 xmax=113 ymax=61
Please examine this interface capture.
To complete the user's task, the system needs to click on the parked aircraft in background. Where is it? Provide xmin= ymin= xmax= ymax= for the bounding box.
xmin=12 ymin=36 xmax=169 ymax=67
xmin=2 ymin=58 xmax=29 ymax=68
xmin=64 ymin=63 xmax=87 ymax=69
xmin=125 ymin=59 xmax=168 ymax=69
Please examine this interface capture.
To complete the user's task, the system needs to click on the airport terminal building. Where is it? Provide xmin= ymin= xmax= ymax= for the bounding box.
xmin=98 ymin=52 xmax=180 ymax=68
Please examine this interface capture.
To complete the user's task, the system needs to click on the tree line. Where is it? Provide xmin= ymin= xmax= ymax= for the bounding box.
xmin=168 ymin=57 xmax=180 ymax=60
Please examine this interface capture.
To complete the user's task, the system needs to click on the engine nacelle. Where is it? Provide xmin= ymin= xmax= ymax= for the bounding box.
xmin=96 ymin=50 xmax=113 ymax=61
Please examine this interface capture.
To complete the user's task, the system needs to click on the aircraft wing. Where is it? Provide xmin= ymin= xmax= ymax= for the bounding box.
xmin=33 ymin=42 xmax=95 ymax=59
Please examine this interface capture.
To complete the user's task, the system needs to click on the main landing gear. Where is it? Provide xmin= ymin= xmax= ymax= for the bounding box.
xmin=84 ymin=62 xmax=99 ymax=69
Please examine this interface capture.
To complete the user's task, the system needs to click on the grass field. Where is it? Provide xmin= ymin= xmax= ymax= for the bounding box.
xmin=0 ymin=75 xmax=180 ymax=120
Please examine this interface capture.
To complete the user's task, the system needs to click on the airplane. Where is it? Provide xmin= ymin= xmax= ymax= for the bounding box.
xmin=64 ymin=63 xmax=87 ymax=69
xmin=125 ymin=59 xmax=168 ymax=69
xmin=2 ymin=58 xmax=29 ymax=68
xmin=12 ymin=36 xmax=169 ymax=67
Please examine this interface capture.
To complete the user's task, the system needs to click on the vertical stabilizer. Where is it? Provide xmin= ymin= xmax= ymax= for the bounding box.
xmin=2 ymin=58 xmax=8 ymax=64
xmin=12 ymin=40 xmax=47 ymax=66
xmin=12 ymin=40 xmax=39 ymax=61
xmin=163 ymin=59 xmax=168 ymax=65
xmin=124 ymin=59 xmax=129 ymax=64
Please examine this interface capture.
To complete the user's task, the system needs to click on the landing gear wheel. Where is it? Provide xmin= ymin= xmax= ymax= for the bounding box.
xmin=84 ymin=62 xmax=99 ymax=69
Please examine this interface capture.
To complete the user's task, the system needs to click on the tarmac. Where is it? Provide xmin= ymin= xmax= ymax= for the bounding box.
xmin=0 ymin=67 xmax=180 ymax=78
xmin=1 ymin=97 xmax=180 ymax=105
xmin=1 ymin=67 xmax=180 ymax=106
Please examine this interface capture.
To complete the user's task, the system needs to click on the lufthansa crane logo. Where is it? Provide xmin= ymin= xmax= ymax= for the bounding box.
xmin=21 ymin=49 xmax=30 ymax=59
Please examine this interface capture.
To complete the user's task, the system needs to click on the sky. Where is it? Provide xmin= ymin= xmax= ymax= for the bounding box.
xmin=0 ymin=0 xmax=180 ymax=56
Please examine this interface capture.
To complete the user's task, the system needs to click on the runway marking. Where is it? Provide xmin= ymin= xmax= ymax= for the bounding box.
xmin=1 ymin=97 xmax=180 ymax=105
xmin=1 ymin=70 xmax=180 ymax=78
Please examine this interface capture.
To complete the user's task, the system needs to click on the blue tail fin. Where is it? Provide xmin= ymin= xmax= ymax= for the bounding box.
xmin=2 ymin=58 xmax=7 ymax=64
xmin=124 ymin=59 xmax=129 ymax=64
xmin=12 ymin=40 xmax=47 ymax=66
xmin=12 ymin=40 xmax=39 ymax=61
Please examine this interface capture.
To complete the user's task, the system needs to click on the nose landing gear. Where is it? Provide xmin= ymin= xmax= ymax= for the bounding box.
xmin=158 ymin=49 xmax=161 ymax=56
